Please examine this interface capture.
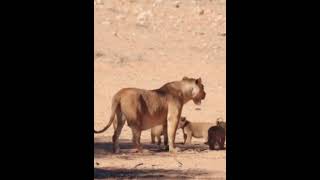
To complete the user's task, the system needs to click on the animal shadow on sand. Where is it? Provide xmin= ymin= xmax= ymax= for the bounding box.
xmin=94 ymin=167 xmax=215 ymax=179
xmin=94 ymin=139 xmax=225 ymax=179
xmin=94 ymin=138 xmax=165 ymax=157
xmin=95 ymin=138 xmax=214 ymax=158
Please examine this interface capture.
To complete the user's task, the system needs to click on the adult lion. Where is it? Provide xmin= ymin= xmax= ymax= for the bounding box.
xmin=94 ymin=77 xmax=206 ymax=153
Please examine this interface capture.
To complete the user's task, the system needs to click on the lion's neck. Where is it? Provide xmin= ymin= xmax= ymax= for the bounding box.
xmin=164 ymin=82 xmax=193 ymax=104
xmin=180 ymin=83 xmax=194 ymax=104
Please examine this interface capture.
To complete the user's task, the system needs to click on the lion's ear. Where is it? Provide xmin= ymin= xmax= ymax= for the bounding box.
xmin=182 ymin=76 xmax=189 ymax=80
xmin=181 ymin=117 xmax=186 ymax=121
xmin=195 ymin=78 xmax=202 ymax=84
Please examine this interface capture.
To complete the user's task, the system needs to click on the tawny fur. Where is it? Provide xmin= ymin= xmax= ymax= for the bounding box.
xmin=94 ymin=77 xmax=206 ymax=153
xmin=178 ymin=117 xmax=215 ymax=144
xmin=150 ymin=117 xmax=185 ymax=146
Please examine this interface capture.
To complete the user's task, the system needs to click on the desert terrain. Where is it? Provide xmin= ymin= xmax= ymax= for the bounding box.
xmin=94 ymin=0 xmax=226 ymax=179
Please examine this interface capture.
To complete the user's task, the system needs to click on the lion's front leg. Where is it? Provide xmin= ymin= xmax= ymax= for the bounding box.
xmin=163 ymin=122 xmax=168 ymax=148
xmin=167 ymin=105 xmax=182 ymax=153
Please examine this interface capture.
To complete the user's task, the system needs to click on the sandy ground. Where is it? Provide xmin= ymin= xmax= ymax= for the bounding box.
xmin=94 ymin=0 xmax=225 ymax=179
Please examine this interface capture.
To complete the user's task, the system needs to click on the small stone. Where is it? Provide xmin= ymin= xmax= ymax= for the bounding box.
xmin=95 ymin=52 xmax=104 ymax=58
xmin=95 ymin=0 xmax=103 ymax=5
xmin=153 ymin=0 xmax=163 ymax=7
xmin=199 ymin=9 xmax=204 ymax=15
xmin=136 ymin=11 xmax=153 ymax=26
xmin=174 ymin=1 xmax=180 ymax=8
xmin=96 ymin=162 xmax=100 ymax=165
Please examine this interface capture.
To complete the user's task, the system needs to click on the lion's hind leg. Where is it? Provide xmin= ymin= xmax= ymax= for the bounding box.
xmin=112 ymin=110 xmax=125 ymax=154
xmin=131 ymin=126 xmax=144 ymax=153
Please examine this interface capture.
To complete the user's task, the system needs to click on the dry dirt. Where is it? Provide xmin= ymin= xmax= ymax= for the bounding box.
xmin=94 ymin=0 xmax=226 ymax=179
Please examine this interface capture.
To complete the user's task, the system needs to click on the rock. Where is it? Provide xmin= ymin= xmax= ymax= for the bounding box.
xmin=95 ymin=52 xmax=104 ymax=58
xmin=194 ymin=6 xmax=205 ymax=15
xmin=153 ymin=0 xmax=163 ymax=7
xmin=174 ymin=1 xmax=180 ymax=8
xmin=95 ymin=0 xmax=103 ymax=5
xmin=199 ymin=9 xmax=205 ymax=15
xmin=136 ymin=10 xmax=153 ymax=26
xmin=133 ymin=7 xmax=142 ymax=15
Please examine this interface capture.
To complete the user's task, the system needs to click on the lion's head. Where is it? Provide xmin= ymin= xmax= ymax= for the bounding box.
xmin=216 ymin=117 xmax=226 ymax=130
xmin=182 ymin=76 xmax=206 ymax=105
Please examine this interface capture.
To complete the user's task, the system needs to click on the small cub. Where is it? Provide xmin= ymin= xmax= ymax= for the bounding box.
xmin=208 ymin=119 xmax=226 ymax=150
xmin=178 ymin=117 xmax=215 ymax=144
xmin=150 ymin=117 xmax=187 ymax=146
xmin=150 ymin=124 xmax=166 ymax=145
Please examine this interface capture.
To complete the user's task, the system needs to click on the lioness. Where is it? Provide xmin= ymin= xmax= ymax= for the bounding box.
xmin=94 ymin=77 xmax=206 ymax=153
xmin=178 ymin=117 xmax=215 ymax=144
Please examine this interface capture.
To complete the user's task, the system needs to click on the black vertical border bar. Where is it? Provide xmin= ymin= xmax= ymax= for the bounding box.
xmin=226 ymin=0 xmax=241 ymax=179
xmin=78 ymin=0 xmax=94 ymax=179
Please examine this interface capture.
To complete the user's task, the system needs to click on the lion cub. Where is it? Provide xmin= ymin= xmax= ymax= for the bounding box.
xmin=150 ymin=124 xmax=166 ymax=145
xmin=178 ymin=117 xmax=215 ymax=144
xmin=150 ymin=117 xmax=185 ymax=145
xmin=208 ymin=120 xmax=226 ymax=150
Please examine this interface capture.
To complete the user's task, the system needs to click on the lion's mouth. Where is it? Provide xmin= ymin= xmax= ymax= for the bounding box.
xmin=194 ymin=99 xmax=202 ymax=105
xmin=202 ymin=92 xmax=206 ymax=100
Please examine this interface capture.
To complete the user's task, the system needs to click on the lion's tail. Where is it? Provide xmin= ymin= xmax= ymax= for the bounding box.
xmin=94 ymin=95 xmax=120 ymax=134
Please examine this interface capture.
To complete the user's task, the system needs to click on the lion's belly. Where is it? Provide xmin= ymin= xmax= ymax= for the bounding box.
xmin=141 ymin=115 xmax=167 ymax=130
